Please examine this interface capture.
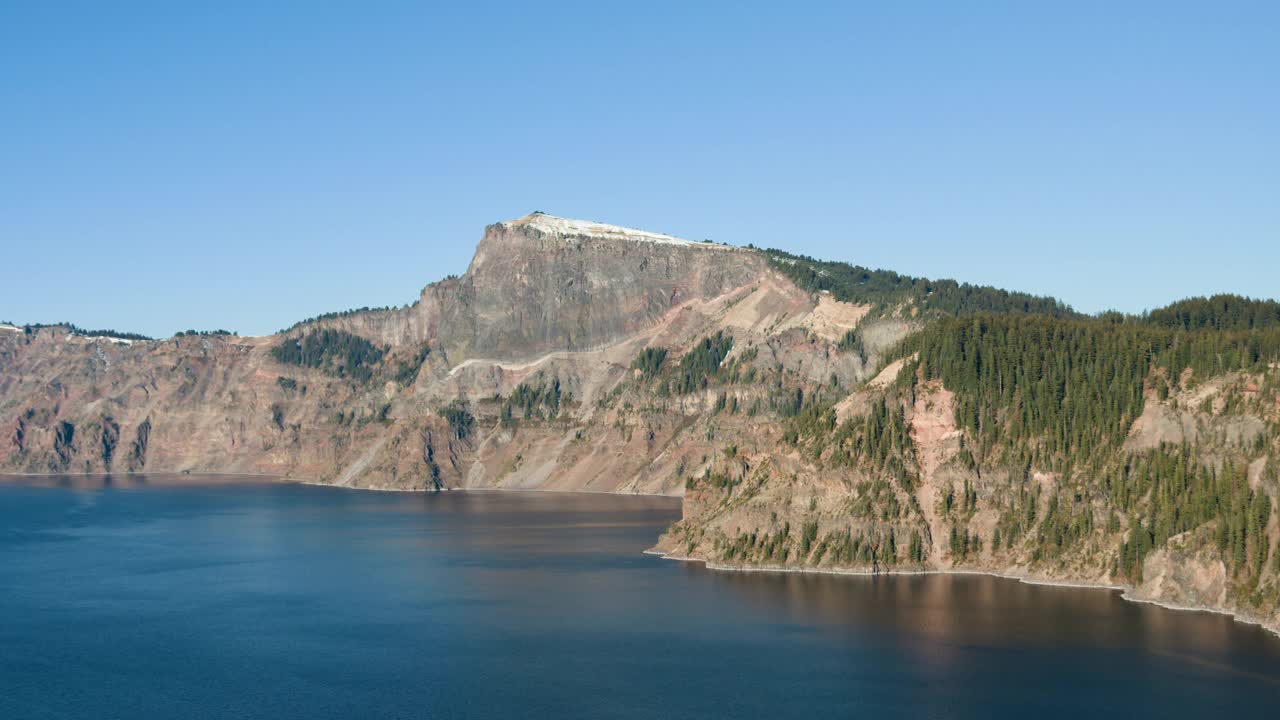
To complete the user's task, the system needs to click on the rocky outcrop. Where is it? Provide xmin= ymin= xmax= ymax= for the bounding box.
xmin=297 ymin=214 xmax=765 ymax=360
xmin=3 ymin=212 xmax=1275 ymax=636
xmin=439 ymin=215 xmax=762 ymax=360
xmin=652 ymin=369 xmax=1280 ymax=636
xmin=0 ymin=214 xmax=889 ymax=492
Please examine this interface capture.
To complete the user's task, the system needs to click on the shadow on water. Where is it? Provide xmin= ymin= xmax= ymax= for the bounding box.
xmin=0 ymin=471 xmax=274 ymax=490
xmin=700 ymin=567 xmax=1280 ymax=674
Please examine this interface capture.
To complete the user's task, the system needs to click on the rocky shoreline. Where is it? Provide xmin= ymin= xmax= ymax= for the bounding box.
xmin=6 ymin=464 xmax=1276 ymax=639
xmin=644 ymin=548 xmax=1280 ymax=640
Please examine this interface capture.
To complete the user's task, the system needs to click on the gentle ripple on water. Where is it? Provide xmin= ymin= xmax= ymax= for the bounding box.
xmin=1 ymin=474 xmax=1277 ymax=719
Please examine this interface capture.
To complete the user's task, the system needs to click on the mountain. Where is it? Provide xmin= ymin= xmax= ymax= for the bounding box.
xmin=2 ymin=212 xmax=1278 ymax=635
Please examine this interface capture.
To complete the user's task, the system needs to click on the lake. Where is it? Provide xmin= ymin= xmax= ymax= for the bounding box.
xmin=1 ymin=474 xmax=1277 ymax=718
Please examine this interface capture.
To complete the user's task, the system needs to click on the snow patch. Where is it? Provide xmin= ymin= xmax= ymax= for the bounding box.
xmin=74 ymin=334 xmax=134 ymax=345
xmin=506 ymin=213 xmax=736 ymax=250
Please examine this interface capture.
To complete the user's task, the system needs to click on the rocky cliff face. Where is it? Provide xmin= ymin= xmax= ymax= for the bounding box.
xmin=0 ymin=213 xmax=889 ymax=492
xmin=649 ymin=362 xmax=1280 ymax=637
xmin=291 ymin=214 xmax=765 ymax=359
xmin=442 ymin=215 xmax=760 ymax=359
xmin=1 ymin=212 xmax=1276 ymax=636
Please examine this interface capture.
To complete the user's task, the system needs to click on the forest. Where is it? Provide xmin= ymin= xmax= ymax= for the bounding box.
xmin=907 ymin=313 xmax=1280 ymax=471
xmin=20 ymin=322 xmax=153 ymax=341
xmin=501 ymin=376 xmax=567 ymax=422
xmin=763 ymin=249 xmax=1077 ymax=319
xmin=669 ymin=332 xmax=734 ymax=394
xmin=761 ymin=290 xmax=1279 ymax=587
xmin=1142 ymin=294 xmax=1280 ymax=331
xmin=281 ymin=305 xmax=402 ymax=333
xmin=174 ymin=329 xmax=236 ymax=337
xmin=270 ymin=329 xmax=387 ymax=382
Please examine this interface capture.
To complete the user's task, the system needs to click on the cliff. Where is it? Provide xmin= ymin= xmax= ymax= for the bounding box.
xmin=0 ymin=214 xmax=892 ymax=492
xmin=1 ymin=212 xmax=1277 ymax=635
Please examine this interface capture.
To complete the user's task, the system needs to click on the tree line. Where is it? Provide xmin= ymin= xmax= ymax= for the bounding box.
xmin=907 ymin=314 xmax=1280 ymax=471
xmin=271 ymin=329 xmax=387 ymax=382
xmin=763 ymin=249 xmax=1077 ymax=319
xmin=1142 ymin=294 xmax=1280 ymax=332
xmin=20 ymin=322 xmax=152 ymax=341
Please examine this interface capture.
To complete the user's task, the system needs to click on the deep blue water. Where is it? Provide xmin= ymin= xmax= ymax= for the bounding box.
xmin=1 ymin=475 xmax=1277 ymax=719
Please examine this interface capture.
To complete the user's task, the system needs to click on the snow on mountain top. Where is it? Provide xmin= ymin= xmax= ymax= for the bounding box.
xmin=506 ymin=213 xmax=735 ymax=250
xmin=74 ymin=334 xmax=134 ymax=345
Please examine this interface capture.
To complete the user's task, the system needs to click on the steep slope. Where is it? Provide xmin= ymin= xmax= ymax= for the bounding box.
xmin=654 ymin=314 xmax=1280 ymax=635
xmin=282 ymin=213 xmax=763 ymax=356
xmin=0 ymin=213 xmax=904 ymax=495
xmin=2 ymin=213 xmax=1277 ymax=635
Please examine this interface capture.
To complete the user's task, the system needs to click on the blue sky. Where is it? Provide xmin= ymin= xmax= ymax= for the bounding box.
xmin=2 ymin=2 xmax=1276 ymax=337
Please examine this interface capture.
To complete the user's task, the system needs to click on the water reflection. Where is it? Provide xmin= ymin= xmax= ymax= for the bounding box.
xmin=0 ymin=471 xmax=270 ymax=489
xmin=1 ymin=477 xmax=1277 ymax=720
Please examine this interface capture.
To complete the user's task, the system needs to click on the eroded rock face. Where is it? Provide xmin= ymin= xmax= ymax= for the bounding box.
xmin=279 ymin=214 xmax=767 ymax=361
xmin=0 ymin=214 xmax=881 ymax=492
xmin=441 ymin=217 xmax=762 ymax=360
xmin=1133 ymin=539 xmax=1229 ymax=612
xmin=5 ymin=212 xmax=1274 ymax=636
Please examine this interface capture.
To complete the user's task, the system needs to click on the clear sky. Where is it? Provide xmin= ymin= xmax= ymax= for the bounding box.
xmin=2 ymin=2 xmax=1276 ymax=337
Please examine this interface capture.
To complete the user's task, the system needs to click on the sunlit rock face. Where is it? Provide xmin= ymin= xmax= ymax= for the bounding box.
xmin=0 ymin=213 xmax=867 ymax=490
xmin=434 ymin=213 xmax=763 ymax=360
xmin=4 ymin=212 xmax=1275 ymax=638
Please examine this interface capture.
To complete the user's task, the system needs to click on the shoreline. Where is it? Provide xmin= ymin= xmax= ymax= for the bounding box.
xmin=293 ymin=478 xmax=684 ymax=499
xmin=0 ymin=469 xmax=289 ymax=479
xmin=644 ymin=549 xmax=1280 ymax=640
xmin=0 ymin=470 xmax=685 ymax=499
xmin=6 ymin=469 xmax=1272 ymax=639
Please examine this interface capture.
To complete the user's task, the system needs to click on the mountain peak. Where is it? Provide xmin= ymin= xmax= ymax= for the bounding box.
xmin=503 ymin=212 xmax=734 ymax=250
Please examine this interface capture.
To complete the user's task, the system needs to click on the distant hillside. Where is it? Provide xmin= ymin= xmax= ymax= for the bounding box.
xmin=12 ymin=323 xmax=152 ymax=342
xmin=1144 ymin=294 xmax=1280 ymax=331
xmin=763 ymin=249 xmax=1078 ymax=319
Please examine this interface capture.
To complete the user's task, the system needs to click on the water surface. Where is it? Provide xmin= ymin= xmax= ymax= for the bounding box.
xmin=2 ymin=474 xmax=1277 ymax=718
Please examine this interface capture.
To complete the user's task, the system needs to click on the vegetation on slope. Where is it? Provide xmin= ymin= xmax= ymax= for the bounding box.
xmin=18 ymin=323 xmax=153 ymax=341
xmin=684 ymin=290 xmax=1280 ymax=614
xmin=670 ymin=332 xmax=734 ymax=394
xmin=763 ymin=249 xmax=1077 ymax=319
xmin=392 ymin=343 xmax=432 ymax=386
xmin=281 ymin=305 xmax=401 ymax=333
xmin=1114 ymin=446 xmax=1272 ymax=582
xmin=271 ymin=329 xmax=387 ymax=382
xmin=908 ymin=314 xmax=1280 ymax=471
xmin=899 ymin=312 xmax=1279 ymax=601
xmin=630 ymin=347 xmax=668 ymax=379
xmin=1142 ymin=294 xmax=1280 ymax=331
xmin=766 ymin=252 xmax=1280 ymax=335
xmin=784 ymin=396 xmax=918 ymax=492
xmin=625 ymin=333 xmax=742 ymax=399
xmin=174 ymin=329 xmax=236 ymax=337
xmin=440 ymin=403 xmax=475 ymax=440
xmin=500 ymin=375 xmax=569 ymax=423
